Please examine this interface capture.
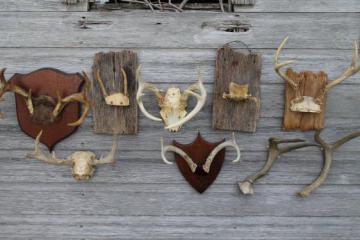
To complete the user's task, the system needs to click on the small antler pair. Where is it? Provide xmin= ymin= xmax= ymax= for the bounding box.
xmin=0 ymin=69 xmax=90 ymax=126
xmin=275 ymin=37 xmax=360 ymax=113
xmin=161 ymin=133 xmax=241 ymax=174
xmin=95 ymin=67 xmax=130 ymax=106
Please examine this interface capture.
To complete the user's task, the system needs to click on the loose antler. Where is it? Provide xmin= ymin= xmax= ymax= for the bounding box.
xmin=239 ymin=137 xmax=318 ymax=195
xmin=298 ymin=130 xmax=360 ymax=197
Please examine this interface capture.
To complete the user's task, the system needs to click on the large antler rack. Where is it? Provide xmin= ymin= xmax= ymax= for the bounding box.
xmin=274 ymin=37 xmax=360 ymax=114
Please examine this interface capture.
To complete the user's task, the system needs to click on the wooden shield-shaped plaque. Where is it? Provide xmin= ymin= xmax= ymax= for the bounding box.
xmin=212 ymin=45 xmax=262 ymax=133
xmin=173 ymin=133 xmax=225 ymax=193
xmin=10 ymin=68 xmax=84 ymax=150
xmin=92 ymin=50 xmax=138 ymax=134
xmin=283 ymin=69 xmax=328 ymax=131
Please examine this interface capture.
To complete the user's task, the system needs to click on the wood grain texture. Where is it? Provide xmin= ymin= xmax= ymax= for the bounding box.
xmin=91 ymin=51 xmax=138 ymax=134
xmin=2 ymin=0 xmax=359 ymax=12
xmin=212 ymin=46 xmax=261 ymax=132
xmin=0 ymin=12 xmax=359 ymax=49
xmin=283 ymin=69 xmax=328 ymax=131
xmin=0 ymin=1 xmax=359 ymax=239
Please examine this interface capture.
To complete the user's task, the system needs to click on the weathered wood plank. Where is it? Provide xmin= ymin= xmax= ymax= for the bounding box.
xmin=1 ymin=48 xmax=359 ymax=85
xmin=1 ymin=0 xmax=359 ymax=12
xmin=0 ymin=12 xmax=358 ymax=48
xmin=92 ymin=51 xmax=139 ymax=134
xmin=0 ymin=184 xmax=360 ymax=216
xmin=213 ymin=46 xmax=262 ymax=132
xmin=0 ymin=0 xmax=89 ymax=11
xmin=234 ymin=0 xmax=360 ymax=13
xmin=0 ymin=83 xmax=358 ymax=123
xmin=1 ymin=215 xmax=359 ymax=239
xmin=0 ymin=150 xmax=359 ymax=185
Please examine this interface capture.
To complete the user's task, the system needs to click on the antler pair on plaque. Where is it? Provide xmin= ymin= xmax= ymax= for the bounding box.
xmin=275 ymin=37 xmax=359 ymax=130
xmin=136 ymin=67 xmax=207 ymax=132
xmin=161 ymin=133 xmax=241 ymax=193
xmin=0 ymin=68 xmax=90 ymax=126
xmin=238 ymin=130 xmax=360 ymax=197
xmin=95 ymin=67 xmax=130 ymax=106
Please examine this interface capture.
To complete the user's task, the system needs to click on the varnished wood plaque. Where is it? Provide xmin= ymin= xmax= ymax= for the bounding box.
xmin=10 ymin=68 xmax=84 ymax=151
xmin=173 ymin=133 xmax=225 ymax=193
xmin=283 ymin=69 xmax=328 ymax=131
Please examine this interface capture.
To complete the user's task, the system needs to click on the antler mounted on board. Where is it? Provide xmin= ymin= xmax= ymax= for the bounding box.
xmin=161 ymin=132 xmax=240 ymax=174
xmin=275 ymin=37 xmax=360 ymax=114
xmin=95 ymin=67 xmax=130 ymax=106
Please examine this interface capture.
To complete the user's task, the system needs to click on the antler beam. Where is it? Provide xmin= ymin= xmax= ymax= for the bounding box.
xmin=53 ymin=71 xmax=91 ymax=126
xmin=325 ymin=40 xmax=360 ymax=93
xmin=298 ymin=130 xmax=360 ymax=197
xmin=239 ymin=137 xmax=318 ymax=195
xmin=203 ymin=132 xmax=240 ymax=173
xmin=26 ymin=131 xmax=72 ymax=165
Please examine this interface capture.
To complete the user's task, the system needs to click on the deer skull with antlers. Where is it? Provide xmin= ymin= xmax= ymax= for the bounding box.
xmin=275 ymin=37 xmax=360 ymax=113
xmin=27 ymin=131 xmax=118 ymax=181
xmin=136 ymin=67 xmax=207 ymax=132
xmin=0 ymin=68 xmax=90 ymax=126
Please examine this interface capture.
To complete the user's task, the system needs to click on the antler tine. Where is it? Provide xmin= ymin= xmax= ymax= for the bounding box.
xmin=26 ymin=130 xmax=71 ymax=165
xmin=95 ymin=134 xmax=118 ymax=165
xmin=203 ymin=132 xmax=241 ymax=173
xmin=165 ymin=69 xmax=207 ymax=130
xmin=161 ymin=138 xmax=197 ymax=173
xmin=239 ymin=136 xmax=318 ymax=195
xmin=325 ymin=40 xmax=360 ymax=93
xmin=136 ymin=65 xmax=163 ymax=122
xmin=95 ymin=69 xmax=109 ymax=98
xmin=299 ymin=130 xmax=360 ymax=197
xmin=0 ymin=68 xmax=6 ymax=85
xmin=274 ymin=37 xmax=298 ymax=90
xmin=62 ymin=71 xmax=91 ymax=127
xmin=120 ymin=67 xmax=128 ymax=96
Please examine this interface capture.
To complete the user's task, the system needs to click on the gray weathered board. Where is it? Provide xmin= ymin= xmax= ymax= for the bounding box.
xmin=92 ymin=51 xmax=138 ymax=134
xmin=0 ymin=1 xmax=359 ymax=239
xmin=212 ymin=45 xmax=261 ymax=132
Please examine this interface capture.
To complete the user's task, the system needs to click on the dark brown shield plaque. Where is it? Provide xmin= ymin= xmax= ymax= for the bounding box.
xmin=10 ymin=68 xmax=84 ymax=150
xmin=173 ymin=133 xmax=226 ymax=193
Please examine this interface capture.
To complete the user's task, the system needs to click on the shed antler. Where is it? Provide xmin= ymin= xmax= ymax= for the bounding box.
xmin=239 ymin=137 xmax=318 ymax=195
xmin=53 ymin=71 xmax=91 ymax=126
xmin=324 ymin=40 xmax=360 ymax=93
xmin=298 ymin=130 xmax=360 ymax=198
